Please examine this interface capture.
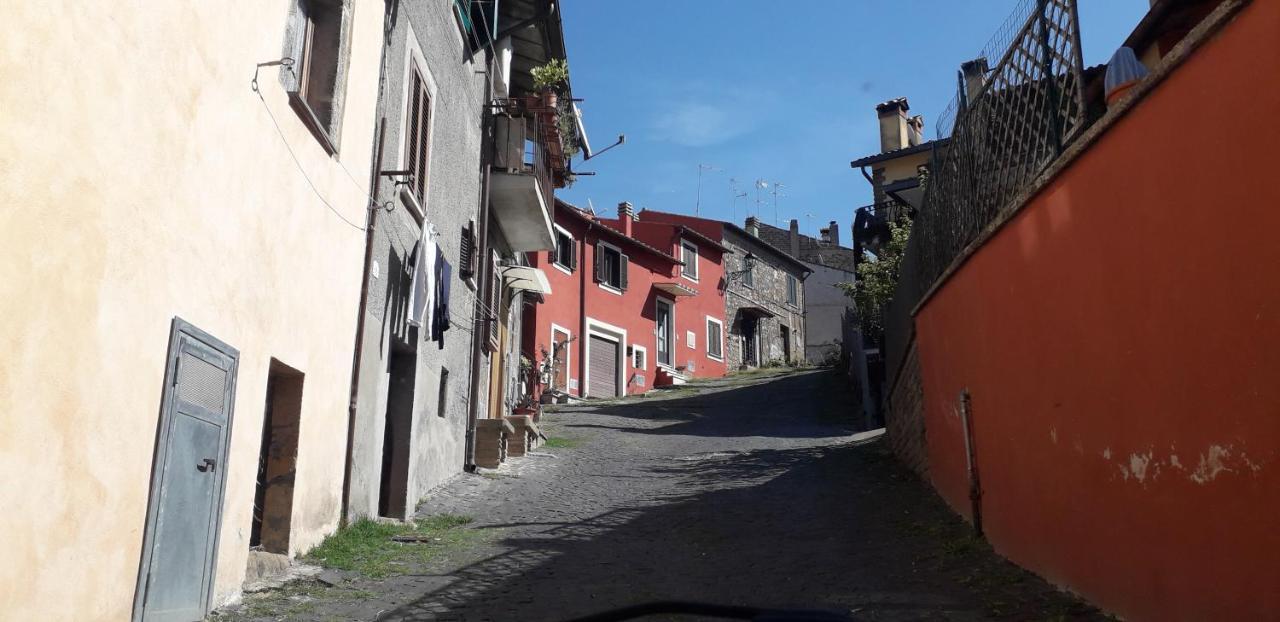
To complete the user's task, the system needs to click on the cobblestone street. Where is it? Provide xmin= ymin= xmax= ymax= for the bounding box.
xmin=223 ymin=369 xmax=1103 ymax=621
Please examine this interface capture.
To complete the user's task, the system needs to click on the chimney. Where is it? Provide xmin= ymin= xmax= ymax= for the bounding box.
xmin=961 ymin=58 xmax=990 ymax=104
xmin=827 ymin=221 xmax=840 ymax=247
xmin=788 ymin=219 xmax=800 ymax=257
xmin=745 ymin=216 xmax=760 ymax=238
xmin=907 ymin=115 xmax=925 ymax=146
xmin=617 ymin=201 xmax=634 ymax=236
xmin=876 ymin=97 xmax=910 ymax=152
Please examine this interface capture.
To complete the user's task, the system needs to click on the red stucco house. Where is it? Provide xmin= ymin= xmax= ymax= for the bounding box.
xmin=522 ymin=200 xmax=729 ymax=399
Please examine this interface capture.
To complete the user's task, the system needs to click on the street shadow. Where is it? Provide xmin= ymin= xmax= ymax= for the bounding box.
xmin=557 ymin=369 xmax=870 ymax=440
xmin=380 ymin=438 xmax=1105 ymax=621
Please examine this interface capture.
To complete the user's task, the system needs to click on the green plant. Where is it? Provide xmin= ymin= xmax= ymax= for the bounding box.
xmin=531 ymin=59 xmax=569 ymax=91
xmin=543 ymin=436 xmax=579 ymax=449
xmin=303 ymin=515 xmax=476 ymax=577
xmin=837 ymin=216 xmax=911 ymax=337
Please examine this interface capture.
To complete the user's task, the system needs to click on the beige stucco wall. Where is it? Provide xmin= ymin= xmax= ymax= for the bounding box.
xmin=878 ymin=151 xmax=932 ymax=187
xmin=0 ymin=1 xmax=383 ymax=618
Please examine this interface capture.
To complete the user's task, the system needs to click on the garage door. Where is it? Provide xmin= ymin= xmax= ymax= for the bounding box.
xmin=588 ymin=335 xmax=620 ymax=398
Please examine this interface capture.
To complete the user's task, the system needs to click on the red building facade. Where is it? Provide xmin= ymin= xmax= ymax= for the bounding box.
xmin=523 ymin=201 xmax=729 ymax=399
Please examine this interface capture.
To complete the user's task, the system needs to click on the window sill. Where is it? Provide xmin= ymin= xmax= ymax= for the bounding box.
xmin=681 ymin=273 xmax=699 ymax=284
xmin=598 ymin=283 xmax=623 ymax=296
xmin=552 ymin=262 xmax=574 ymax=276
xmin=287 ymin=91 xmax=339 ymax=156
xmin=707 ymin=354 xmax=724 ymax=362
xmin=398 ymin=185 xmax=425 ymax=223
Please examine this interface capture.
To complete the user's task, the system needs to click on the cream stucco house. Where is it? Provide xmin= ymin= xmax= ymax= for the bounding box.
xmin=0 ymin=1 xmax=384 ymax=619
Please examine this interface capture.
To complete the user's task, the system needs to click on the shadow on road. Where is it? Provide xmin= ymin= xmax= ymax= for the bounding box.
xmin=559 ymin=369 xmax=871 ymax=440
xmin=383 ymin=434 xmax=1105 ymax=621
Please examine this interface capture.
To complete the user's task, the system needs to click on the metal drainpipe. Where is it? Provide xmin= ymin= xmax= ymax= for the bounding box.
xmin=959 ymin=389 xmax=983 ymax=536
xmin=463 ymin=54 xmax=496 ymax=472
xmin=578 ymin=221 xmax=593 ymax=396
xmin=340 ymin=1 xmax=395 ymax=525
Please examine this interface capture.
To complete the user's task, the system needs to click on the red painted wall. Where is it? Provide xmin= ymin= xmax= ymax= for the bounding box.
xmin=912 ymin=3 xmax=1280 ymax=620
xmin=524 ymin=204 xmax=727 ymax=398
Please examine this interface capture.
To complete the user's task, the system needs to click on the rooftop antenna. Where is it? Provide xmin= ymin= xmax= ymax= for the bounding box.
xmin=729 ymin=178 xmax=747 ymax=223
xmin=586 ymin=198 xmax=596 ymax=215
xmin=805 ymin=212 xmax=815 ymax=236
xmin=695 ymin=164 xmax=721 ymax=216
xmin=771 ymin=182 xmax=786 ymax=227
xmin=754 ymin=179 xmax=769 ymax=218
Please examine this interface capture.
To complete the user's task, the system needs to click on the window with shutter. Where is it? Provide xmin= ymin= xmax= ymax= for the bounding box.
xmin=405 ymin=62 xmax=431 ymax=209
xmin=552 ymin=227 xmax=574 ymax=272
xmin=459 ymin=222 xmax=476 ymax=282
xmin=487 ymin=251 xmax=501 ymax=348
xmin=594 ymin=243 xmax=625 ymax=291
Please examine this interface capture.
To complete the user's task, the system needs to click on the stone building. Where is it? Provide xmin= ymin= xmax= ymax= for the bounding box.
xmin=347 ymin=0 xmax=572 ymax=519
xmin=722 ymin=217 xmax=811 ymax=368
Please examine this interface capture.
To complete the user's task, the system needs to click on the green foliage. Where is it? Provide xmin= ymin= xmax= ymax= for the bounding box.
xmin=304 ymin=515 xmax=476 ymax=577
xmin=543 ymin=436 xmax=579 ymax=449
xmin=837 ymin=217 xmax=912 ymax=337
xmin=531 ymin=59 xmax=569 ymax=90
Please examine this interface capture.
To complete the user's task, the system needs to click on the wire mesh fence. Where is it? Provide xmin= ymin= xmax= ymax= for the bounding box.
xmin=887 ymin=0 xmax=1087 ymax=382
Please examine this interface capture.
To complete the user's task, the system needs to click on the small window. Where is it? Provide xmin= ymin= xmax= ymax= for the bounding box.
xmin=786 ymin=274 xmax=799 ymax=305
xmin=681 ymin=241 xmax=699 ymax=280
xmin=687 ymin=330 xmax=696 ymax=349
xmin=284 ymin=0 xmax=349 ymax=153
xmin=632 ymin=346 xmax=647 ymax=370
xmin=436 ymin=368 xmax=449 ymax=418
xmin=552 ymin=227 xmax=575 ymax=271
xmin=404 ymin=61 xmax=432 ymax=208
xmin=706 ymin=317 xmax=724 ymax=360
xmin=595 ymin=243 xmax=627 ymax=291
xmin=743 ymin=264 xmax=754 ymax=288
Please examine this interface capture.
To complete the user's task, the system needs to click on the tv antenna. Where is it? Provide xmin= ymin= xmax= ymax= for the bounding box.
xmin=771 ymin=182 xmax=786 ymax=226
xmin=695 ymin=164 xmax=721 ymax=216
xmin=754 ymin=179 xmax=769 ymax=218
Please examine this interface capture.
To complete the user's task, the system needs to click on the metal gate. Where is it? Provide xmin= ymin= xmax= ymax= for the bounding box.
xmin=134 ymin=318 xmax=239 ymax=622
xmin=588 ymin=335 xmax=619 ymax=398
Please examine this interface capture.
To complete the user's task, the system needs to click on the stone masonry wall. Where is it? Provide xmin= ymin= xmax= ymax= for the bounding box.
xmin=722 ymin=228 xmax=806 ymax=370
xmin=887 ymin=342 xmax=928 ymax=477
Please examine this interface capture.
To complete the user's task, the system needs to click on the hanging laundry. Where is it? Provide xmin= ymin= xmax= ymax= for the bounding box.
xmin=432 ymin=248 xmax=452 ymax=348
xmin=407 ymin=228 xmax=436 ymax=329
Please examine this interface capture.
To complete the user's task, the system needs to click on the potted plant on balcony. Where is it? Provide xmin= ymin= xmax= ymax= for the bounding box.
xmin=530 ymin=58 xmax=569 ymax=110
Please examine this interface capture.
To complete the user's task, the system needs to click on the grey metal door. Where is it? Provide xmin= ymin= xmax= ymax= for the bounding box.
xmin=134 ymin=318 xmax=238 ymax=622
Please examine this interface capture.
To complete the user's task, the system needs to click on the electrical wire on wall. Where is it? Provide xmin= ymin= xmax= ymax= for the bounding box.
xmin=251 ymin=59 xmax=388 ymax=232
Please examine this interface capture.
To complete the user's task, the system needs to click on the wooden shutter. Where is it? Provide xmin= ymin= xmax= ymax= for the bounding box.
xmin=406 ymin=64 xmax=430 ymax=206
xmin=570 ymin=240 xmax=578 ymax=271
xmin=619 ymin=254 xmax=629 ymax=291
xmin=593 ymin=242 xmax=603 ymax=283
xmin=459 ymin=223 xmax=475 ymax=280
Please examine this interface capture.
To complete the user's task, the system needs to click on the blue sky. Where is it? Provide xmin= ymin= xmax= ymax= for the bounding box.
xmin=558 ymin=1 xmax=1148 ymax=240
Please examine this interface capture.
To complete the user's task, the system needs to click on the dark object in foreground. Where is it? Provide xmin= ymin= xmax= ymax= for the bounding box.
xmin=565 ymin=601 xmax=855 ymax=621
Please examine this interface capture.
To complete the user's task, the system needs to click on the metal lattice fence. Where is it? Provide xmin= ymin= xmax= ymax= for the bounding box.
xmin=886 ymin=0 xmax=1087 ymax=382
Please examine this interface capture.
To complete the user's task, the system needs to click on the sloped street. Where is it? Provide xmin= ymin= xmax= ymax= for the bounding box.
xmin=223 ymin=368 xmax=1103 ymax=621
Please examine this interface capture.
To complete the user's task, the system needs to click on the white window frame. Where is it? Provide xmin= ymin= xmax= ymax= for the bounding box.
xmin=786 ymin=273 xmax=799 ymax=306
xmin=631 ymin=344 xmax=647 ymax=370
xmin=552 ymin=224 xmax=574 ymax=276
xmin=680 ymin=239 xmax=699 ymax=282
xmin=397 ymin=25 xmax=438 ymax=220
xmin=584 ymin=317 xmax=628 ymax=398
xmin=597 ymin=240 xmax=625 ymax=295
xmin=686 ymin=330 xmax=696 ymax=350
xmin=550 ymin=323 xmax=572 ymax=391
xmin=706 ymin=316 xmax=725 ymax=361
